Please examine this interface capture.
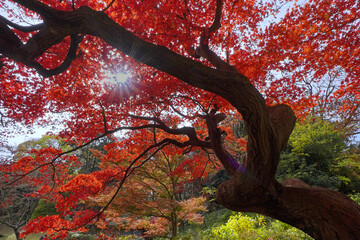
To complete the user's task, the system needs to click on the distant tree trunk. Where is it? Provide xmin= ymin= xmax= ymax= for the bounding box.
xmin=14 ymin=228 xmax=21 ymax=240
xmin=169 ymin=212 xmax=178 ymax=240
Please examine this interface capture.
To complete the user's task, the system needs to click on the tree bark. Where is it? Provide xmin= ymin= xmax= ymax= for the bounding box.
xmin=217 ymin=175 xmax=360 ymax=239
xmin=170 ymin=212 xmax=178 ymax=239
xmin=2 ymin=1 xmax=360 ymax=239
xmin=14 ymin=228 xmax=21 ymax=240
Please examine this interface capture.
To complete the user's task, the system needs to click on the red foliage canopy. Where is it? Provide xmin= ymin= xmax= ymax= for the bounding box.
xmin=0 ymin=0 xmax=359 ymax=239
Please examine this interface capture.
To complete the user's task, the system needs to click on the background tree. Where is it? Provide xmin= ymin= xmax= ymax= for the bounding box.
xmin=276 ymin=119 xmax=360 ymax=192
xmin=1 ymin=0 xmax=360 ymax=239
xmin=0 ymin=183 xmax=38 ymax=240
xmin=30 ymin=199 xmax=58 ymax=220
xmin=72 ymin=136 xmax=114 ymax=175
xmin=0 ymin=135 xmax=75 ymax=239
xmin=91 ymin=148 xmax=208 ymax=239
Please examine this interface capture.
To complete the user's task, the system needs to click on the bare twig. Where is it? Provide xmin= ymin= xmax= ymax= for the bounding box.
xmin=98 ymin=101 xmax=108 ymax=133
xmin=103 ymin=0 xmax=117 ymax=12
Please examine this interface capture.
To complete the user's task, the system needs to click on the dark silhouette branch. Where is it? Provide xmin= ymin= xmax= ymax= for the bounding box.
xmin=209 ymin=0 xmax=223 ymax=33
xmin=0 ymin=15 xmax=44 ymax=32
xmin=127 ymin=114 xmax=211 ymax=148
xmin=191 ymin=0 xmax=236 ymax=71
xmin=33 ymin=34 xmax=83 ymax=77
xmin=5 ymin=117 xmax=212 ymax=185
xmin=201 ymin=107 xmax=240 ymax=175
xmin=98 ymin=101 xmax=108 ymax=133
xmin=103 ymin=0 xmax=117 ymax=12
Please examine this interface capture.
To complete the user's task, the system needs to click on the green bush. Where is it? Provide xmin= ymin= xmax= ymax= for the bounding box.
xmin=196 ymin=213 xmax=313 ymax=240
xmin=30 ymin=199 xmax=58 ymax=219
xmin=276 ymin=119 xmax=360 ymax=192
xmin=349 ymin=193 xmax=360 ymax=205
xmin=203 ymin=208 xmax=233 ymax=228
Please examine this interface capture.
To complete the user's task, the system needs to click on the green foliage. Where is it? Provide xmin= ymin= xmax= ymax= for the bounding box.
xmin=179 ymin=209 xmax=311 ymax=240
xmin=349 ymin=193 xmax=360 ymax=205
xmin=196 ymin=213 xmax=313 ymax=240
xmin=178 ymin=208 xmax=233 ymax=239
xmin=277 ymin=153 xmax=341 ymax=190
xmin=336 ymin=144 xmax=360 ymax=193
xmin=30 ymin=199 xmax=58 ymax=220
xmin=118 ymin=235 xmax=141 ymax=240
xmin=276 ymin=119 xmax=360 ymax=192
xmin=67 ymin=232 xmax=97 ymax=240
xmin=288 ymin=120 xmax=346 ymax=171
xmin=14 ymin=135 xmax=71 ymax=160
xmin=202 ymin=208 xmax=233 ymax=228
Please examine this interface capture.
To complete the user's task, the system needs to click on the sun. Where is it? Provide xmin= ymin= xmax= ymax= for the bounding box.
xmin=103 ymin=72 xmax=132 ymax=85
xmin=101 ymin=70 xmax=142 ymax=103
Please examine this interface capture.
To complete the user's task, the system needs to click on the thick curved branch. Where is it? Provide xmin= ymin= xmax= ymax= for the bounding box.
xmin=1 ymin=2 xmax=83 ymax=77
xmin=3 ymin=0 xmax=284 ymax=184
xmin=127 ymin=114 xmax=212 ymax=149
xmin=33 ymin=34 xmax=83 ymax=77
xmin=8 ymin=1 xmax=246 ymax=96
xmin=48 ymin=34 xmax=83 ymax=75
xmin=0 ymin=19 xmax=82 ymax=77
xmin=202 ymin=108 xmax=240 ymax=176
xmin=0 ymin=19 xmax=23 ymax=55
xmin=12 ymin=0 xmax=59 ymax=19
xmin=197 ymin=34 xmax=235 ymax=71
xmin=0 ymin=15 xmax=44 ymax=32
xmin=193 ymin=0 xmax=235 ymax=71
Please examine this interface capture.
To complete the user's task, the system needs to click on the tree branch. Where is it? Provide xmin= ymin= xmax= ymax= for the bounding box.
xmin=34 ymin=34 xmax=83 ymax=77
xmin=0 ymin=15 xmax=44 ymax=32
xmin=202 ymin=108 xmax=240 ymax=176
xmin=2 ymin=0 xmax=290 ymax=185
xmin=50 ymin=139 xmax=173 ymax=232
xmin=98 ymin=101 xmax=108 ymax=133
xmin=208 ymin=0 xmax=223 ymax=33
xmin=127 ymin=114 xmax=211 ymax=149
xmin=191 ymin=0 xmax=235 ymax=71
xmin=103 ymin=0 xmax=117 ymax=12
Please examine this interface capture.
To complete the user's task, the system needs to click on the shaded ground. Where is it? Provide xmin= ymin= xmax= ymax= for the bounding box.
xmin=0 ymin=224 xmax=41 ymax=240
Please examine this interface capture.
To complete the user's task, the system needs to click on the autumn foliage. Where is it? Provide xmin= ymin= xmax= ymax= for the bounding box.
xmin=0 ymin=0 xmax=360 ymax=239
xmin=90 ymin=149 xmax=208 ymax=237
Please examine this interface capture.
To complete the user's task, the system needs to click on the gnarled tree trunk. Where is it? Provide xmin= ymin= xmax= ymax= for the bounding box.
xmin=217 ymin=172 xmax=360 ymax=239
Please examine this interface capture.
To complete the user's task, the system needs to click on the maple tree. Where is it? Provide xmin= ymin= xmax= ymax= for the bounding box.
xmin=0 ymin=135 xmax=72 ymax=239
xmin=91 ymin=149 xmax=207 ymax=238
xmin=0 ymin=0 xmax=360 ymax=239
